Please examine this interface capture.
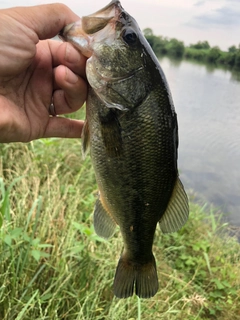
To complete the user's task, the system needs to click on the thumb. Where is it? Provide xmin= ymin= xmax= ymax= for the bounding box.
xmin=4 ymin=4 xmax=80 ymax=40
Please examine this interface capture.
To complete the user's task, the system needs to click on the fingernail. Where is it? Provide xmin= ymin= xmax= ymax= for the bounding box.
xmin=66 ymin=69 xmax=79 ymax=84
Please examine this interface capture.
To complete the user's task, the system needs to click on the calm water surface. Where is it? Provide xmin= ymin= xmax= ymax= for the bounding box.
xmin=159 ymin=57 xmax=240 ymax=226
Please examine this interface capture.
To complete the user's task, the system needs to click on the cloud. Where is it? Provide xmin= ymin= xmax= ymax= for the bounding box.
xmin=194 ymin=1 xmax=205 ymax=6
xmin=189 ymin=5 xmax=240 ymax=28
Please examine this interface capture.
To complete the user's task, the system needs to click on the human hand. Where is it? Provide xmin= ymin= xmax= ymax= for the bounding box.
xmin=0 ymin=4 xmax=87 ymax=143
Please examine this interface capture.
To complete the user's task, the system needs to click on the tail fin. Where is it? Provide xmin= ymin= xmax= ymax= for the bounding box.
xmin=113 ymin=253 xmax=158 ymax=299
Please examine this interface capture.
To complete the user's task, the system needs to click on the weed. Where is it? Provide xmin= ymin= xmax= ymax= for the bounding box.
xmin=0 ymin=131 xmax=239 ymax=319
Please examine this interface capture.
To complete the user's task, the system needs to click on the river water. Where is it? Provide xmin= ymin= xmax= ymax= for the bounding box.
xmin=158 ymin=57 xmax=240 ymax=226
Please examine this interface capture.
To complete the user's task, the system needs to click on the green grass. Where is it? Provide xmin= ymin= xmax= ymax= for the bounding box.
xmin=0 ymin=113 xmax=240 ymax=319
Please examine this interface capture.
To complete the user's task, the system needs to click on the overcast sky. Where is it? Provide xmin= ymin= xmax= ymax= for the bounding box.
xmin=1 ymin=0 xmax=239 ymax=50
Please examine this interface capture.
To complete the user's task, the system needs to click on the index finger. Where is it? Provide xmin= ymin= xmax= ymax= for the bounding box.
xmin=48 ymin=40 xmax=87 ymax=78
xmin=4 ymin=4 xmax=79 ymax=40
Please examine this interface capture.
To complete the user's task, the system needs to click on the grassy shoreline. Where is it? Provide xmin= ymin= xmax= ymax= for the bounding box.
xmin=0 ymin=135 xmax=240 ymax=319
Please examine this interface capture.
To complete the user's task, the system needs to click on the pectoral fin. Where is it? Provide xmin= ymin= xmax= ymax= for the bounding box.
xmin=81 ymin=119 xmax=90 ymax=157
xmin=93 ymin=198 xmax=116 ymax=239
xmin=99 ymin=109 xmax=123 ymax=157
xmin=159 ymin=177 xmax=189 ymax=233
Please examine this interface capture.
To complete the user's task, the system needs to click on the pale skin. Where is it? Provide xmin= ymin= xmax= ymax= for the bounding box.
xmin=0 ymin=4 xmax=88 ymax=143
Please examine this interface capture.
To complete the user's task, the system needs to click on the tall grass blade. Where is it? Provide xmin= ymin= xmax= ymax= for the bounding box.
xmin=137 ymin=296 xmax=141 ymax=320
xmin=15 ymin=290 xmax=39 ymax=320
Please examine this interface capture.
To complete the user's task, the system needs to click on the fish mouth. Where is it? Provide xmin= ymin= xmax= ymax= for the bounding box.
xmin=82 ymin=0 xmax=122 ymax=33
xmin=59 ymin=1 xmax=125 ymax=57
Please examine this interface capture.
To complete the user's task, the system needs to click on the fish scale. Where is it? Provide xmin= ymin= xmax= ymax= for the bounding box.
xmin=59 ymin=0 xmax=189 ymax=298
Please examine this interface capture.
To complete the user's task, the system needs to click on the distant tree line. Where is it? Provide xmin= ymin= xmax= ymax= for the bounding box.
xmin=143 ymin=28 xmax=240 ymax=69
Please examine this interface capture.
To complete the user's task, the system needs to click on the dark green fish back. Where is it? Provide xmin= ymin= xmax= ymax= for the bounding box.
xmin=62 ymin=0 xmax=189 ymax=299
xmin=86 ymin=84 xmax=178 ymax=225
xmin=83 ymin=69 xmax=188 ymax=297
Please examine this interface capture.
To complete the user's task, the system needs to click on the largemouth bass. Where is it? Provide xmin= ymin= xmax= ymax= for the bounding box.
xmin=60 ymin=0 xmax=188 ymax=299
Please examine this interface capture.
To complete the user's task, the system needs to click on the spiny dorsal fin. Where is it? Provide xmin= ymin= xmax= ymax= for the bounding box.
xmin=159 ymin=177 xmax=189 ymax=233
xmin=81 ymin=119 xmax=90 ymax=157
xmin=93 ymin=198 xmax=116 ymax=239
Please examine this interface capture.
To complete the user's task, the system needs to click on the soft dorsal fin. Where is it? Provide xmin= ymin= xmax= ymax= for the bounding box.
xmin=159 ymin=177 xmax=189 ymax=233
xmin=93 ymin=198 xmax=116 ymax=239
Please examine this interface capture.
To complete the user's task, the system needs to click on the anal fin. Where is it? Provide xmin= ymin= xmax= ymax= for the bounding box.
xmin=93 ymin=198 xmax=116 ymax=239
xmin=159 ymin=177 xmax=189 ymax=233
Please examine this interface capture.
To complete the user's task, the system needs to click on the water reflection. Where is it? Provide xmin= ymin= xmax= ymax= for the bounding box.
xmin=163 ymin=56 xmax=240 ymax=83
xmin=231 ymin=69 xmax=240 ymax=82
xmin=158 ymin=56 xmax=240 ymax=226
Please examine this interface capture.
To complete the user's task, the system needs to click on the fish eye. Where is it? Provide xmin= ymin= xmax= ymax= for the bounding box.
xmin=122 ymin=28 xmax=138 ymax=46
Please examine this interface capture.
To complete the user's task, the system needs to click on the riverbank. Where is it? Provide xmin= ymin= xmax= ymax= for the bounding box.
xmin=144 ymin=28 xmax=240 ymax=71
xmin=0 ymin=122 xmax=239 ymax=319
